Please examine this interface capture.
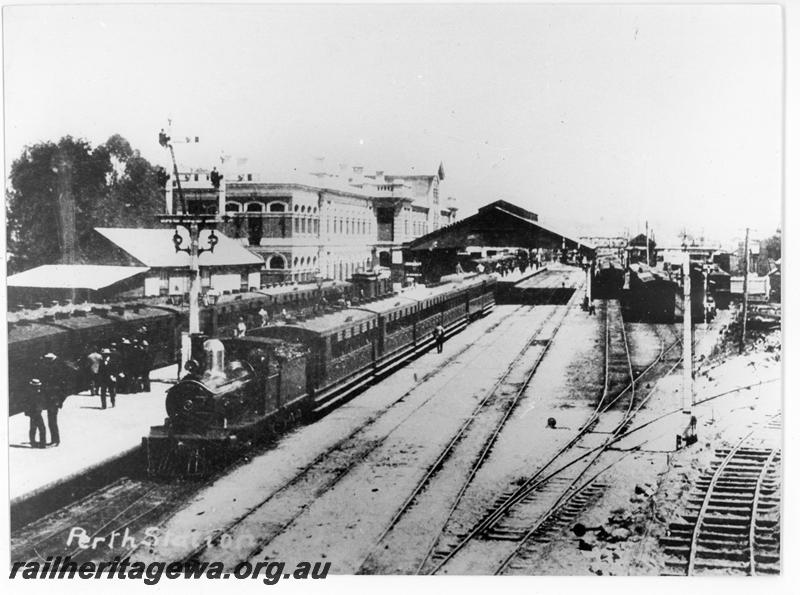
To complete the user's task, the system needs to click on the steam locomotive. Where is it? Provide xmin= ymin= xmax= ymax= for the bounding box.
xmin=144 ymin=274 xmax=496 ymax=477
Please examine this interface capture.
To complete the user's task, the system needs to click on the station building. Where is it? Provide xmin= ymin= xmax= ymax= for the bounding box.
xmin=91 ymin=228 xmax=264 ymax=297
xmin=166 ymin=160 xmax=458 ymax=285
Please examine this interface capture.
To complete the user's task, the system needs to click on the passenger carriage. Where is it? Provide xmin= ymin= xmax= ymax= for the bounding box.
xmin=249 ymin=274 xmax=496 ymax=414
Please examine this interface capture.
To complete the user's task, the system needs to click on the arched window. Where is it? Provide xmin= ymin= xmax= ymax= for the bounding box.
xmin=225 ymin=202 xmax=241 ymax=212
xmin=293 ymin=257 xmax=299 ymax=267
xmin=246 ymin=202 xmax=264 ymax=212
xmin=268 ymin=202 xmax=286 ymax=212
xmin=268 ymin=255 xmax=285 ymax=269
xmin=379 ymin=251 xmax=391 ymax=268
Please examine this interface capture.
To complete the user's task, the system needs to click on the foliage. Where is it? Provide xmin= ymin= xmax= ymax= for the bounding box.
xmin=6 ymin=135 xmax=166 ymax=273
xmin=755 ymin=228 xmax=781 ymax=276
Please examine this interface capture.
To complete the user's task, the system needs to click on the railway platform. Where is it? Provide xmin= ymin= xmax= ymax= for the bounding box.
xmin=9 ymin=364 xmax=178 ymax=504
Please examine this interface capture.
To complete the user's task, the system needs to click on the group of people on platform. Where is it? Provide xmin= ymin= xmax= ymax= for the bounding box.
xmin=23 ymin=327 xmax=153 ymax=449
xmin=83 ymin=331 xmax=155 ymax=409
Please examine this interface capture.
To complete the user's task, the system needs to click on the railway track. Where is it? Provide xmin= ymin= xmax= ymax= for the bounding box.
xmin=10 ymin=478 xmax=195 ymax=564
xmin=356 ymin=299 xmax=575 ymax=573
xmin=424 ymin=304 xmax=684 ymax=574
xmin=661 ymin=416 xmax=781 ymax=576
xmin=170 ymin=304 xmax=541 ymax=566
xmin=11 ymin=305 xmax=530 ymax=565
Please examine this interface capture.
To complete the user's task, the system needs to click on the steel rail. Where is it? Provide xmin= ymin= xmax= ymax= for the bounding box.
xmin=749 ymin=449 xmax=778 ymax=575
xmin=686 ymin=432 xmax=754 ymax=575
xmin=27 ymin=482 xmax=160 ymax=564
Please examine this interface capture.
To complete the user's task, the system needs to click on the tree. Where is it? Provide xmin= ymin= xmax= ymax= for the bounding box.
xmin=6 ymin=134 xmax=165 ymax=273
xmin=755 ymin=228 xmax=781 ymax=276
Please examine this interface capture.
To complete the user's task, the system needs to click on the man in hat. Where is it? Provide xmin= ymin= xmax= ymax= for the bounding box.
xmin=99 ymin=348 xmax=119 ymax=409
xmin=139 ymin=339 xmax=153 ymax=392
xmin=85 ymin=346 xmax=103 ymax=396
xmin=434 ymin=323 xmax=446 ymax=354
xmin=25 ymin=379 xmax=47 ymax=448
xmin=39 ymin=352 xmax=70 ymax=446
xmin=119 ymin=338 xmax=134 ymax=393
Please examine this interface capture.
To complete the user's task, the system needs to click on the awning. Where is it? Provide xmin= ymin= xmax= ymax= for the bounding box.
xmin=7 ymin=265 xmax=149 ymax=290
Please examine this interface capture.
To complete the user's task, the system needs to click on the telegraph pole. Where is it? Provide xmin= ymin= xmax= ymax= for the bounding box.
xmin=158 ymin=126 xmax=221 ymax=364
xmin=682 ymin=251 xmax=693 ymax=414
xmin=645 ymin=220 xmax=650 ymax=266
xmin=740 ymin=227 xmax=750 ymax=353
xmin=703 ymin=264 xmax=709 ymax=328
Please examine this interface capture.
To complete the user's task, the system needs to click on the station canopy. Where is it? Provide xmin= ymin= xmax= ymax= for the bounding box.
xmin=7 ymin=265 xmax=148 ymax=291
xmin=406 ymin=200 xmax=595 ymax=256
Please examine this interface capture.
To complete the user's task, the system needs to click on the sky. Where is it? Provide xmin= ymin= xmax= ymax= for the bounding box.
xmin=3 ymin=2 xmax=783 ymax=246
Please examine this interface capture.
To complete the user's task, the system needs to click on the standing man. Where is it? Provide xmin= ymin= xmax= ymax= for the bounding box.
xmin=39 ymin=352 xmax=69 ymax=446
xmin=85 ymin=347 xmax=103 ymax=396
xmin=434 ymin=323 xmax=445 ymax=354
xmin=119 ymin=338 xmax=135 ymax=393
xmin=25 ymin=379 xmax=47 ymax=449
xmin=139 ymin=339 xmax=153 ymax=392
xmin=99 ymin=348 xmax=119 ymax=409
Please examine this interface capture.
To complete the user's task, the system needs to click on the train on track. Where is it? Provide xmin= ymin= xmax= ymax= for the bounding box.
xmin=622 ymin=262 xmax=729 ymax=323
xmin=144 ymin=274 xmax=497 ymax=477
xmin=6 ymin=280 xmax=361 ymax=415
